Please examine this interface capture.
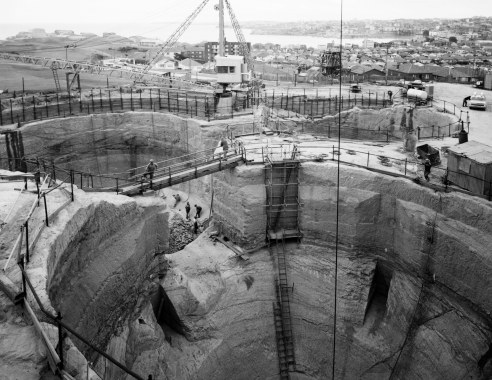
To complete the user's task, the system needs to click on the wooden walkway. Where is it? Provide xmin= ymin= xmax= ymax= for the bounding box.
xmin=118 ymin=154 xmax=244 ymax=196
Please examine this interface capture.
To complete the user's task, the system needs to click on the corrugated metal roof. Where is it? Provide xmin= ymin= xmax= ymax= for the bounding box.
xmin=448 ymin=141 xmax=492 ymax=164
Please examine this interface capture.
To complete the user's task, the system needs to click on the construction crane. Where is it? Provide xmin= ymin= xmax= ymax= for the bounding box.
xmin=139 ymin=0 xmax=211 ymax=78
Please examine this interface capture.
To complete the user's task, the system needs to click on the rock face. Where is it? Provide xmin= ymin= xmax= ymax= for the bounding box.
xmin=303 ymin=105 xmax=457 ymax=140
xmin=4 ymin=110 xmax=492 ymax=379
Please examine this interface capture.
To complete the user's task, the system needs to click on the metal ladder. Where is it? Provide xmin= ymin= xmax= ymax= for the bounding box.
xmin=51 ymin=63 xmax=61 ymax=92
xmin=271 ymin=235 xmax=296 ymax=379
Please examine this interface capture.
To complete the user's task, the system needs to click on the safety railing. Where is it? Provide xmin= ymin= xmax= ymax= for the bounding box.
xmin=250 ymin=142 xmax=492 ymax=201
xmin=0 ymin=89 xmax=259 ymax=126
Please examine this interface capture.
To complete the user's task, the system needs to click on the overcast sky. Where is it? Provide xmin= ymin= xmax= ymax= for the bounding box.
xmin=1 ymin=0 xmax=491 ymax=24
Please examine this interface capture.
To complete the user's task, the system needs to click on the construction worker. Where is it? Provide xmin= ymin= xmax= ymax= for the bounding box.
xmin=220 ymin=136 xmax=229 ymax=160
xmin=145 ymin=159 xmax=157 ymax=186
xmin=195 ymin=204 xmax=202 ymax=218
xmin=193 ymin=217 xmax=199 ymax=234
xmin=173 ymin=194 xmax=181 ymax=207
xmin=185 ymin=202 xmax=191 ymax=220
xmin=424 ymin=158 xmax=432 ymax=182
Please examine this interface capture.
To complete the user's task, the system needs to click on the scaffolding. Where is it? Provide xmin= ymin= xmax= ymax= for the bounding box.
xmin=264 ymin=155 xmax=302 ymax=240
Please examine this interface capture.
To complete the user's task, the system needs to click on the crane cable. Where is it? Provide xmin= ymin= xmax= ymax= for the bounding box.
xmin=332 ymin=0 xmax=343 ymax=378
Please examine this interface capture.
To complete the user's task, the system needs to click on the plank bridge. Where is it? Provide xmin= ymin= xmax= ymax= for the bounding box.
xmin=67 ymin=144 xmax=247 ymax=196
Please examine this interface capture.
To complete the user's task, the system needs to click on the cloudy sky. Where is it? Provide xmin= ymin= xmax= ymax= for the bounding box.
xmin=1 ymin=0 xmax=491 ymax=24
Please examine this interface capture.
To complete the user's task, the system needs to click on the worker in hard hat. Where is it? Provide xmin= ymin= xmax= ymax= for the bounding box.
xmin=145 ymin=159 xmax=157 ymax=186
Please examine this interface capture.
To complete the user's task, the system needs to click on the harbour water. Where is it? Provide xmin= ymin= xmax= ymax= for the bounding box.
xmin=0 ymin=22 xmax=410 ymax=47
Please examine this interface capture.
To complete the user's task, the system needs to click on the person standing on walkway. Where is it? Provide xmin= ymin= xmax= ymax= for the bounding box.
xmin=463 ymin=95 xmax=471 ymax=107
xmin=145 ymin=159 xmax=157 ymax=186
xmin=424 ymin=158 xmax=432 ymax=182
xmin=220 ymin=136 xmax=229 ymax=160
xmin=195 ymin=204 xmax=202 ymax=218
xmin=185 ymin=202 xmax=191 ymax=220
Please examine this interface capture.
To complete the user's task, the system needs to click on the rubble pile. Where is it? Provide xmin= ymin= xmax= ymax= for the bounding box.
xmin=168 ymin=214 xmax=195 ymax=253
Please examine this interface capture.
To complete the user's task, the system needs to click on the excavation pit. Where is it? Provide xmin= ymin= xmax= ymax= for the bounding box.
xmin=1 ymin=108 xmax=491 ymax=380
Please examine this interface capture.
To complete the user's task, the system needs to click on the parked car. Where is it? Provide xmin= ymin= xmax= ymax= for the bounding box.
xmin=350 ymin=84 xmax=362 ymax=93
xmin=469 ymin=93 xmax=487 ymax=110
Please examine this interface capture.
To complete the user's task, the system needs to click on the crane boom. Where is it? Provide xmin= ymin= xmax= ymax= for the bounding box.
xmin=224 ymin=0 xmax=253 ymax=71
xmin=142 ymin=0 xmax=211 ymax=74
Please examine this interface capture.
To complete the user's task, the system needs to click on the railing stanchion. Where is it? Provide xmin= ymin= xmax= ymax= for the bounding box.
xmin=404 ymin=159 xmax=407 ymax=176
xmin=70 ymin=170 xmax=74 ymax=202
xmin=25 ymin=220 xmax=29 ymax=263
xmin=116 ymin=178 xmax=119 ymax=194
xmin=44 ymin=193 xmax=49 ymax=227
xmin=57 ymin=312 xmax=64 ymax=370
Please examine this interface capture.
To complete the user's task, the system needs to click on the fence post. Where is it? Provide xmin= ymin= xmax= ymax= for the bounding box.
xmin=80 ymin=173 xmax=83 ymax=189
xmin=130 ymin=89 xmax=134 ymax=111
xmin=186 ymin=93 xmax=188 ymax=115
xmin=116 ymin=178 xmax=119 ymax=194
xmin=57 ymin=312 xmax=64 ymax=370
xmin=120 ymin=89 xmax=123 ymax=109
xmin=195 ymin=96 xmax=198 ymax=117
xmin=25 ymin=220 xmax=29 ymax=263
xmin=417 ymin=127 xmax=421 ymax=140
xmin=404 ymin=158 xmax=407 ymax=176
xmin=70 ymin=170 xmax=74 ymax=202
xmin=332 ymin=145 xmax=335 ymax=160
xmin=43 ymin=193 xmax=49 ymax=226
xmin=167 ymin=91 xmax=171 ymax=112
xmin=149 ymin=89 xmax=153 ymax=109
xmin=32 ymin=97 xmax=37 ymax=121
xmin=45 ymin=95 xmax=49 ymax=118
xmin=91 ymin=91 xmax=94 ymax=112
xmin=19 ymin=97 xmax=26 ymax=122
xmin=109 ymin=91 xmax=113 ymax=112
xmin=158 ymin=89 xmax=161 ymax=110
xmin=177 ymin=92 xmax=180 ymax=114
xmin=99 ymin=88 xmax=103 ymax=110
xmin=367 ymin=152 xmax=370 ymax=167
xmin=139 ymin=90 xmax=142 ymax=109
xmin=8 ymin=99 xmax=13 ymax=124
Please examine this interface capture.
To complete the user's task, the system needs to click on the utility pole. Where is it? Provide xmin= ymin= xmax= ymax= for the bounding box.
xmin=384 ymin=43 xmax=390 ymax=86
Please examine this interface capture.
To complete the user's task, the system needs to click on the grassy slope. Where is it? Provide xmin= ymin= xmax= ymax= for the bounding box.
xmin=0 ymin=36 xmax=142 ymax=91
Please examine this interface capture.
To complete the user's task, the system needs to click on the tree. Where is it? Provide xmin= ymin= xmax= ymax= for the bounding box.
xmin=449 ymin=36 xmax=458 ymax=44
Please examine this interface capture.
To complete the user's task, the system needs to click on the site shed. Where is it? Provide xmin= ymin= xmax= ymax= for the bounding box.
xmin=447 ymin=141 xmax=492 ymax=197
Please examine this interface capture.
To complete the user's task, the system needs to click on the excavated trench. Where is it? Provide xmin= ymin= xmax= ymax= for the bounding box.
xmin=2 ymin=109 xmax=492 ymax=380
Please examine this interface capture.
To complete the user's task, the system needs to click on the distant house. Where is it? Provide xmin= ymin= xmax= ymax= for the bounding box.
xmin=388 ymin=63 xmax=452 ymax=82
xmin=153 ymin=59 xmax=177 ymax=70
xmin=451 ymin=67 xmax=483 ymax=83
xmin=54 ymin=30 xmax=75 ymax=36
xmin=447 ymin=141 xmax=492 ymax=197
xmin=349 ymin=64 xmax=385 ymax=82
xmin=139 ymin=39 xmax=159 ymax=47
xmin=177 ymin=58 xmax=203 ymax=72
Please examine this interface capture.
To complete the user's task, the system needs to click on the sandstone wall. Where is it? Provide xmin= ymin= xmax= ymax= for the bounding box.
xmin=27 ymin=190 xmax=169 ymax=378
xmin=303 ymin=105 xmax=458 ymax=140
xmin=201 ymin=161 xmax=492 ymax=378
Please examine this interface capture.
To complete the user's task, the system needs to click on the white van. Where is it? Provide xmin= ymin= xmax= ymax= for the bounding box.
xmin=469 ymin=93 xmax=487 ymax=110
